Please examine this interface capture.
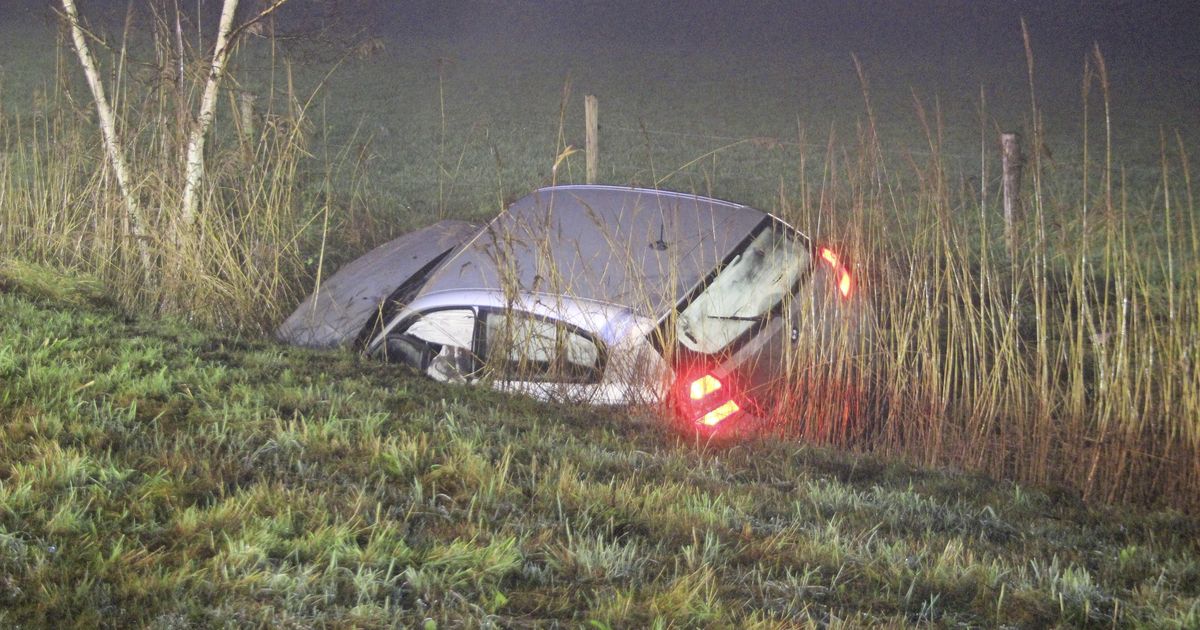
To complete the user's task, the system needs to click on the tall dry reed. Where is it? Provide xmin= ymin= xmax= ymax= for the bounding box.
xmin=2 ymin=13 xmax=1195 ymax=510
xmin=0 ymin=7 xmax=366 ymax=331
xmin=768 ymin=43 xmax=1199 ymax=510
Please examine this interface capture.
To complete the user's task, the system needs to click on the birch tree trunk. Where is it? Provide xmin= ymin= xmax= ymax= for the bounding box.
xmin=60 ymin=0 xmax=152 ymax=273
xmin=178 ymin=0 xmax=240 ymax=229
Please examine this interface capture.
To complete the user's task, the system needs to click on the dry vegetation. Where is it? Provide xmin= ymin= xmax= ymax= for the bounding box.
xmin=1 ymin=0 xmax=1196 ymax=510
xmin=780 ymin=43 xmax=1200 ymax=509
xmin=1 ymin=265 xmax=1198 ymax=626
xmin=0 ymin=2 xmax=1198 ymax=625
xmin=3 ymin=1 xmax=1198 ymax=505
xmin=1 ymin=1 xmax=374 ymax=331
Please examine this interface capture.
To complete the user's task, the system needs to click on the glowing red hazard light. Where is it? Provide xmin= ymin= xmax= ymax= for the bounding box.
xmin=698 ymin=400 xmax=741 ymax=426
xmin=819 ymin=247 xmax=853 ymax=299
xmin=689 ymin=374 xmax=723 ymax=400
xmin=683 ymin=372 xmax=741 ymax=427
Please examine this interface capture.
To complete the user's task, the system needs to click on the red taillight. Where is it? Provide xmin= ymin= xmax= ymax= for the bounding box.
xmin=683 ymin=372 xmax=741 ymax=428
xmin=698 ymin=400 xmax=741 ymax=426
xmin=689 ymin=374 xmax=723 ymax=400
xmin=819 ymin=247 xmax=853 ymax=299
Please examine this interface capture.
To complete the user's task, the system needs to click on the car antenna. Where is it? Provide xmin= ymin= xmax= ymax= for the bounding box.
xmin=650 ymin=222 xmax=669 ymax=251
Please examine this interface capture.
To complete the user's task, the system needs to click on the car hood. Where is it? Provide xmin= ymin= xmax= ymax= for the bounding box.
xmin=413 ymin=186 xmax=765 ymax=317
xmin=277 ymin=220 xmax=479 ymax=348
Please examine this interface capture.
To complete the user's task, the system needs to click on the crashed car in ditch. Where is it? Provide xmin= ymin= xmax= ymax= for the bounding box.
xmin=278 ymin=185 xmax=872 ymax=437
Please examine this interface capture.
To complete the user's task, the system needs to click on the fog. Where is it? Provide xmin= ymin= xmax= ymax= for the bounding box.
xmin=3 ymin=0 xmax=1198 ymax=170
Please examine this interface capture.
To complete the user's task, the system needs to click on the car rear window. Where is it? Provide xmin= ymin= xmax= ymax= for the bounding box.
xmin=675 ymin=221 xmax=812 ymax=354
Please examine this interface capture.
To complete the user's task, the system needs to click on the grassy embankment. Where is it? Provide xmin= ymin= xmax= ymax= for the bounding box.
xmin=3 ymin=12 xmax=1196 ymax=510
xmin=0 ymin=6 xmax=1198 ymax=624
xmin=1 ymin=262 xmax=1198 ymax=626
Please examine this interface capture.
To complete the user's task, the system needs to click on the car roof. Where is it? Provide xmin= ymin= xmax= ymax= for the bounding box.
xmin=400 ymin=288 xmax=649 ymax=346
xmin=414 ymin=185 xmax=768 ymax=317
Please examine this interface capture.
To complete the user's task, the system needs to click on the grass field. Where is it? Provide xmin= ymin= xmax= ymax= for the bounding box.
xmin=2 ymin=261 xmax=1198 ymax=626
xmin=2 ymin=1 xmax=1200 ymax=624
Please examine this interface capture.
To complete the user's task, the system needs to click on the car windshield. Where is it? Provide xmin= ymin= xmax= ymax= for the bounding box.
xmin=675 ymin=221 xmax=811 ymax=354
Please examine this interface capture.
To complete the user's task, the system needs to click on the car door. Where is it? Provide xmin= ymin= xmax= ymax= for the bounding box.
xmin=378 ymin=307 xmax=481 ymax=383
xmin=479 ymin=310 xmax=613 ymax=404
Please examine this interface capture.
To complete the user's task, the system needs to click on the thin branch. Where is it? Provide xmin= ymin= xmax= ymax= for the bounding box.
xmin=178 ymin=0 xmax=240 ymax=228
xmin=221 ymin=0 xmax=292 ymax=52
xmin=59 ymin=0 xmax=153 ymax=274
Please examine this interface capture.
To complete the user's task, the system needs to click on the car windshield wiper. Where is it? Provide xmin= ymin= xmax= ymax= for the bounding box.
xmin=707 ymin=314 xmax=762 ymax=322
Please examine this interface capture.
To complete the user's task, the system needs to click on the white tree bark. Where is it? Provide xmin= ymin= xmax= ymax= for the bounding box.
xmin=178 ymin=0 xmax=240 ymax=229
xmin=60 ymin=0 xmax=152 ymax=272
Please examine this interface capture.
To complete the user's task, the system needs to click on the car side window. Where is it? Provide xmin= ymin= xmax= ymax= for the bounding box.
xmin=483 ymin=311 xmax=602 ymax=383
xmin=382 ymin=308 xmax=479 ymax=383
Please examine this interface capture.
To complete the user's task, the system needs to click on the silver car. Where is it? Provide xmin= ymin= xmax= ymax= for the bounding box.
xmin=278 ymin=185 xmax=869 ymax=436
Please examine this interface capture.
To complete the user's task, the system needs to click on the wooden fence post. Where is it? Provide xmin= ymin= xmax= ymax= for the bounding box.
xmin=239 ymin=91 xmax=257 ymax=142
xmin=237 ymin=90 xmax=258 ymax=165
xmin=585 ymin=94 xmax=599 ymax=184
xmin=1001 ymin=132 xmax=1023 ymax=251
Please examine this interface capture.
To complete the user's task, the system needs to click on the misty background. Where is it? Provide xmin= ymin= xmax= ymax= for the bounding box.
xmin=2 ymin=0 xmax=1198 ymax=214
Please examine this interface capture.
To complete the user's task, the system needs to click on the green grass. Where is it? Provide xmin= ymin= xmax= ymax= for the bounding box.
xmin=4 ymin=3 xmax=1199 ymax=502
xmin=2 ymin=263 xmax=1199 ymax=626
xmin=3 ymin=6 xmax=1200 ymax=622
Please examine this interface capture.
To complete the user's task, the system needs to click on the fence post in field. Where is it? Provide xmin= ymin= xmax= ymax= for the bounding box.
xmin=237 ymin=90 xmax=257 ymax=165
xmin=239 ymin=91 xmax=257 ymax=142
xmin=286 ymin=59 xmax=297 ymax=123
xmin=585 ymin=94 xmax=599 ymax=184
xmin=1001 ymin=132 xmax=1023 ymax=251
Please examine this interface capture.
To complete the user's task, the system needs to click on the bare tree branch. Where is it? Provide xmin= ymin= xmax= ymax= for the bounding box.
xmin=178 ymin=0 xmax=240 ymax=228
xmin=59 ymin=0 xmax=152 ymax=274
xmin=222 ymin=0 xmax=292 ymax=51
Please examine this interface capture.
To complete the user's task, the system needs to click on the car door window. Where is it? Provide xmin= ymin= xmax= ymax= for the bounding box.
xmin=382 ymin=308 xmax=478 ymax=382
xmin=483 ymin=311 xmax=602 ymax=383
